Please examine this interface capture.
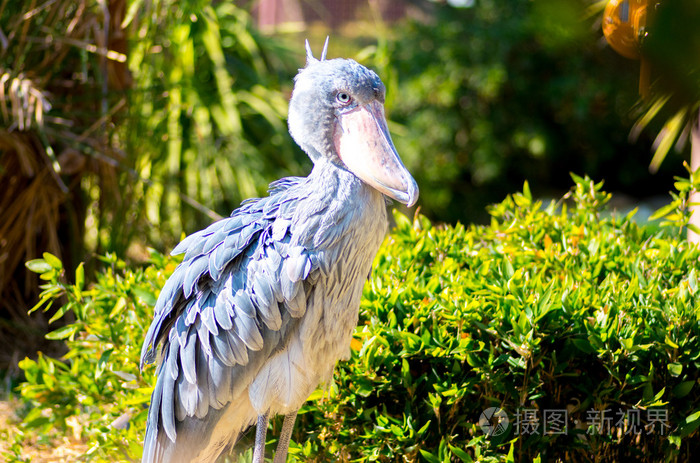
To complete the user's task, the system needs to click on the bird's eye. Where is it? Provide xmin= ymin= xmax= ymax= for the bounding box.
xmin=336 ymin=92 xmax=351 ymax=105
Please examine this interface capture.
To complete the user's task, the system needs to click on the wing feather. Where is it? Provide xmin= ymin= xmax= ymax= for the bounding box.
xmin=180 ymin=328 xmax=197 ymax=385
xmin=141 ymin=175 xmax=335 ymax=462
xmin=213 ymin=297 xmax=233 ymax=331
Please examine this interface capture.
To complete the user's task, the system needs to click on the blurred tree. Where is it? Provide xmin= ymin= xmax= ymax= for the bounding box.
xmin=0 ymin=0 xmax=126 ymax=369
xmin=122 ymin=1 xmax=307 ymax=251
xmin=378 ymin=0 xmax=682 ymax=224
xmin=629 ymin=0 xmax=700 ymax=241
xmin=0 ymin=0 xmax=303 ymax=370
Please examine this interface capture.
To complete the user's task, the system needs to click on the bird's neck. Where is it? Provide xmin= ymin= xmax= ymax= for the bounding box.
xmin=308 ymin=158 xmax=377 ymax=203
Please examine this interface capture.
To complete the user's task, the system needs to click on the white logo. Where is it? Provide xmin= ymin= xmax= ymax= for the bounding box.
xmin=479 ymin=407 xmax=509 ymax=437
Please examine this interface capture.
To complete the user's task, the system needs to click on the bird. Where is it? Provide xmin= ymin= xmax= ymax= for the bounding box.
xmin=140 ymin=38 xmax=418 ymax=463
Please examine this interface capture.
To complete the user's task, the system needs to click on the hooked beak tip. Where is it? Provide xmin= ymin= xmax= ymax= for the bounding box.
xmin=386 ymin=176 xmax=419 ymax=207
xmin=404 ymin=179 xmax=419 ymax=208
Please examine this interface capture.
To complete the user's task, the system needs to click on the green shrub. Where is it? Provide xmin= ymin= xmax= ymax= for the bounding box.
xmin=8 ymin=253 xmax=178 ymax=461
xmin=8 ymin=176 xmax=700 ymax=462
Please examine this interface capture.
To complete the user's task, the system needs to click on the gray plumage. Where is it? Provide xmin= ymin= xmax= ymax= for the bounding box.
xmin=141 ymin=40 xmax=418 ymax=463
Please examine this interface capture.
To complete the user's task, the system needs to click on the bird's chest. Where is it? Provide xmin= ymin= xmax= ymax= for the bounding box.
xmin=298 ymin=193 xmax=388 ymax=377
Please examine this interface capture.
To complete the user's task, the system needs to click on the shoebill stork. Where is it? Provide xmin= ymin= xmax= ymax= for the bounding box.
xmin=140 ymin=39 xmax=418 ymax=463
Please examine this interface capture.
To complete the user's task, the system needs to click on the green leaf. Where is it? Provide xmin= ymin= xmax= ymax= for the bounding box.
xmin=571 ymin=338 xmax=595 ymax=354
xmin=449 ymin=444 xmax=473 ymax=463
xmin=48 ymin=302 xmax=73 ymax=325
xmin=132 ymin=287 xmax=157 ymax=306
xmin=110 ymin=297 xmax=128 ymax=319
xmin=28 ymin=295 xmax=53 ymax=314
xmin=45 ymin=324 xmax=80 ymax=340
xmin=420 ymin=449 xmax=441 ymax=463
xmin=96 ymin=349 xmax=113 ymax=380
xmin=667 ymin=363 xmax=683 ymax=377
xmin=42 ymin=252 xmax=63 ymax=270
xmin=522 ymin=180 xmax=532 ymax=202
xmin=649 ymin=202 xmax=678 ymax=221
xmin=75 ymin=262 xmax=85 ymax=291
xmin=673 ymin=380 xmax=695 ymax=398
xmin=506 ymin=442 xmax=515 ymax=463
xmin=685 ymin=410 xmax=700 ymax=424
xmin=25 ymin=259 xmax=52 ymax=274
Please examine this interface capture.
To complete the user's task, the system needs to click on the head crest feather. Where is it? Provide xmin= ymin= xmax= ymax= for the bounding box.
xmin=305 ymin=37 xmax=330 ymax=65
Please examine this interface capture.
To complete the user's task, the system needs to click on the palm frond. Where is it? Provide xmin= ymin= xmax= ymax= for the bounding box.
xmin=649 ymin=106 xmax=691 ymax=173
xmin=0 ymin=70 xmax=51 ymax=131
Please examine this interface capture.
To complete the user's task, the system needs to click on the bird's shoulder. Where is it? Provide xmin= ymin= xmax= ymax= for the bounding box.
xmin=140 ymin=175 xmax=316 ymax=367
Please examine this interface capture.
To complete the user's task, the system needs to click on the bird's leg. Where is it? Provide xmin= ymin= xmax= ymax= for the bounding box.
xmin=272 ymin=410 xmax=298 ymax=463
xmin=253 ymin=412 xmax=270 ymax=463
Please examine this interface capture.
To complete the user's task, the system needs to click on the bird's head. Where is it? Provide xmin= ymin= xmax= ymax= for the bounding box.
xmin=288 ymin=39 xmax=418 ymax=207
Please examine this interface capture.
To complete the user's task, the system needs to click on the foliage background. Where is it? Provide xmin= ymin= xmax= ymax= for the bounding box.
xmin=2 ymin=0 xmax=700 ymax=461
xmin=7 ymin=177 xmax=700 ymax=462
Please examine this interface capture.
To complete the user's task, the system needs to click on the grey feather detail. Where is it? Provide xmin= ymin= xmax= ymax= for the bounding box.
xmin=183 ymin=257 xmax=209 ymax=299
xmin=318 ymin=250 xmax=330 ymax=276
xmin=167 ymin=330 xmax=180 ymax=382
xmin=232 ymin=290 xmax=256 ymax=318
xmin=264 ymin=250 xmax=284 ymax=302
xmin=195 ymin=345 xmax=210 ymax=419
xmin=267 ymin=176 xmax=303 ymax=195
xmin=222 ymin=216 xmax=245 ymax=233
xmin=259 ymin=298 xmax=282 ymax=331
xmin=265 ymin=246 xmax=283 ymax=272
xmin=285 ymin=248 xmax=312 ymax=283
xmin=202 ymin=229 xmax=226 ymax=256
xmin=238 ymin=223 xmax=260 ymax=247
xmin=177 ymin=368 xmax=197 ymax=420
xmin=209 ymin=246 xmax=225 ymax=281
xmin=196 ymin=318 xmax=213 ymax=359
xmin=233 ymin=311 xmax=263 ymax=351
xmin=280 ymin=268 xmax=300 ymax=301
xmin=270 ymin=275 xmax=284 ymax=304
xmin=181 ymin=221 xmax=229 ymax=260
xmin=210 ymin=330 xmax=236 ymax=367
xmin=161 ymin=352 xmax=178 ymax=442
xmin=174 ymin=316 xmax=189 ymax=350
xmin=158 ymin=273 xmax=183 ymax=310
xmin=182 ymin=238 xmax=207 ymax=262
xmin=207 ymin=353 xmax=230 ymax=408
xmin=286 ymin=284 xmax=307 ymax=318
xmin=200 ymin=305 xmax=218 ymax=337
xmin=184 ymin=298 xmax=198 ymax=326
xmin=262 ymin=200 xmax=281 ymax=219
xmin=181 ymin=328 xmax=197 ymax=385
xmin=271 ymin=219 xmax=290 ymax=242
xmin=223 ymin=232 xmax=243 ymax=252
xmin=224 ymin=329 xmax=249 ymax=365
xmin=214 ymin=247 xmax=238 ymax=278
xmin=140 ymin=278 xmax=185 ymax=367
xmin=306 ymin=270 xmax=318 ymax=286
xmin=200 ymin=291 xmax=218 ymax=333
xmin=291 ymin=216 xmax=319 ymax=247
xmin=213 ymin=297 xmax=233 ymax=331
xmin=171 ymin=230 xmax=203 ymax=256
xmin=144 ymin=366 xmax=164 ymax=457
xmin=252 ymin=274 xmax=274 ymax=309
